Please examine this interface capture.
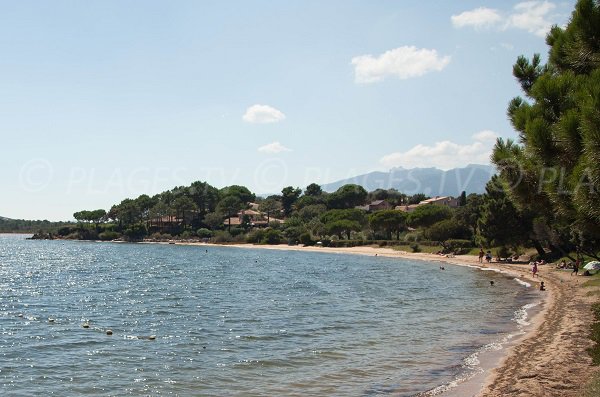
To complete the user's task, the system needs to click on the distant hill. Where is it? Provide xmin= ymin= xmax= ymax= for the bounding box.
xmin=321 ymin=164 xmax=495 ymax=196
xmin=0 ymin=217 xmax=73 ymax=233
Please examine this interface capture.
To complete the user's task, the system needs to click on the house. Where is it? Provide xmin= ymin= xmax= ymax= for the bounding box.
xmin=418 ymin=196 xmax=460 ymax=208
xmin=148 ymin=215 xmax=184 ymax=232
xmin=224 ymin=209 xmax=283 ymax=227
xmin=368 ymin=200 xmax=392 ymax=211
xmin=395 ymin=196 xmax=459 ymax=213
xmin=356 ymin=200 xmax=393 ymax=212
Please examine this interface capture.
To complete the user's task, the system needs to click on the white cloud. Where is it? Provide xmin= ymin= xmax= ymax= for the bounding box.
xmin=380 ymin=130 xmax=498 ymax=170
xmin=351 ymin=46 xmax=451 ymax=84
xmin=472 ymin=130 xmax=498 ymax=142
xmin=506 ymin=1 xmax=556 ymax=37
xmin=242 ymin=104 xmax=286 ymax=124
xmin=451 ymin=7 xmax=502 ymax=29
xmin=257 ymin=141 xmax=291 ymax=154
xmin=451 ymin=1 xmax=558 ymax=38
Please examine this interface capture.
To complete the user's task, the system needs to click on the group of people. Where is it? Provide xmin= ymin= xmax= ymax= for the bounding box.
xmin=531 ymin=258 xmax=581 ymax=276
xmin=555 ymin=259 xmax=581 ymax=275
xmin=478 ymin=249 xmax=492 ymax=263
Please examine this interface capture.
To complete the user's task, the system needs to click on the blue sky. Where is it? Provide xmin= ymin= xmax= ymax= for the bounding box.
xmin=0 ymin=0 xmax=576 ymax=220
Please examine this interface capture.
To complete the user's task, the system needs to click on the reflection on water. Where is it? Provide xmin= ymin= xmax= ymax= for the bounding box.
xmin=0 ymin=235 xmax=537 ymax=396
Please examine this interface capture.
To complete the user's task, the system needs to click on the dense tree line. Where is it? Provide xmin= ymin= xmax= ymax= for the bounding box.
xmin=0 ymin=218 xmax=73 ymax=234
xmin=58 ymin=173 xmax=572 ymax=258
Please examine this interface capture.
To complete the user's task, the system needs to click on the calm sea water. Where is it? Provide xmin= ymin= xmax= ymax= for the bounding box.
xmin=0 ymin=234 xmax=538 ymax=396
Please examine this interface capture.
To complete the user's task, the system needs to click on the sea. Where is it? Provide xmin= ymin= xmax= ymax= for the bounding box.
xmin=0 ymin=234 xmax=540 ymax=396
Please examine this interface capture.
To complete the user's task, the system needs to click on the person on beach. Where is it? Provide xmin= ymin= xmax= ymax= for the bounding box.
xmin=532 ymin=262 xmax=539 ymax=277
xmin=540 ymin=281 xmax=545 ymax=291
xmin=485 ymin=251 xmax=492 ymax=263
xmin=572 ymin=259 xmax=580 ymax=276
xmin=478 ymin=249 xmax=484 ymax=263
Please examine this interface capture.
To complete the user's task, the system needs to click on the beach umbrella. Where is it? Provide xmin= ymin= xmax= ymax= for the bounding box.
xmin=583 ymin=261 xmax=600 ymax=273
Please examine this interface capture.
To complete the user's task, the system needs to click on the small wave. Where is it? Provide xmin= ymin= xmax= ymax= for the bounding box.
xmin=512 ymin=302 xmax=540 ymax=326
xmin=513 ymin=278 xmax=531 ymax=288
xmin=480 ymin=268 xmax=502 ymax=273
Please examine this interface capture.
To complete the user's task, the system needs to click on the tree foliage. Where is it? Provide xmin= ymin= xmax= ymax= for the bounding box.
xmin=492 ymin=0 xmax=600 ymax=258
xmin=407 ymin=205 xmax=453 ymax=228
xmin=326 ymin=184 xmax=368 ymax=209
xmin=369 ymin=210 xmax=407 ymax=240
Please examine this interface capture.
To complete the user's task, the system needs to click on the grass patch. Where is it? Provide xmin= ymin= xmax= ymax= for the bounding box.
xmin=582 ymin=370 xmax=600 ymax=397
xmin=583 ymin=275 xmax=600 ymax=288
xmin=391 ymin=245 xmax=440 ymax=254
xmin=587 ymin=303 xmax=600 ymax=366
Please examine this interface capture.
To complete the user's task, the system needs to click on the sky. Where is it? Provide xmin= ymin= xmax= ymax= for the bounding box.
xmin=0 ymin=0 xmax=577 ymax=220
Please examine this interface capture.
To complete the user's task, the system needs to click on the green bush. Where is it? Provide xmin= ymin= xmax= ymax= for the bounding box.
xmin=179 ymin=230 xmax=194 ymax=239
xmin=403 ymin=231 xmax=422 ymax=242
xmin=213 ymin=231 xmax=233 ymax=243
xmin=261 ymin=229 xmax=282 ymax=245
xmin=229 ymin=227 xmax=245 ymax=237
xmin=57 ymin=226 xmax=73 ymax=236
xmin=495 ymin=246 xmax=512 ymax=259
xmin=148 ymin=232 xmax=171 ymax=241
xmin=299 ymin=232 xmax=314 ymax=246
xmin=196 ymin=228 xmax=213 ymax=238
xmin=98 ymin=231 xmax=121 ymax=241
xmin=123 ymin=224 xmax=147 ymax=242
xmin=246 ymin=229 xmax=266 ymax=244
xmin=446 ymin=239 xmax=474 ymax=254
xmin=410 ymin=243 xmax=421 ymax=253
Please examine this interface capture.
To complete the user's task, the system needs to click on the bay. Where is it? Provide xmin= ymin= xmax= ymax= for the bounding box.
xmin=0 ymin=234 xmax=537 ymax=396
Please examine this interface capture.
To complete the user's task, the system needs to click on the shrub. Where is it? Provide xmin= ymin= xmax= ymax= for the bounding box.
xmin=404 ymin=231 xmax=422 ymax=242
xmin=148 ymin=232 xmax=171 ymax=241
xmin=496 ymin=246 xmax=512 ymax=259
xmin=57 ymin=226 xmax=73 ymax=236
xmin=299 ymin=232 xmax=314 ymax=246
xmin=98 ymin=231 xmax=121 ymax=241
xmin=246 ymin=229 xmax=266 ymax=244
xmin=262 ymin=229 xmax=282 ymax=245
xmin=213 ymin=231 xmax=233 ymax=243
xmin=446 ymin=239 xmax=474 ymax=255
xmin=196 ymin=228 xmax=213 ymax=238
xmin=410 ymin=243 xmax=421 ymax=253
xmin=178 ymin=230 xmax=194 ymax=239
xmin=229 ymin=227 xmax=245 ymax=237
xmin=123 ymin=224 xmax=147 ymax=242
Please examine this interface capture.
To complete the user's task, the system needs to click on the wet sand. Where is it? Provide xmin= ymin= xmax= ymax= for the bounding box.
xmin=157 ymin=241 xmax=600 ymax=396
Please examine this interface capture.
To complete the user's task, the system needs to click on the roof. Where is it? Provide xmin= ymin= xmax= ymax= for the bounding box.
xmin=419 ymin=196 xmax=456 ymax=205
xmin=240 ymin=209 xmax=261 ymax=216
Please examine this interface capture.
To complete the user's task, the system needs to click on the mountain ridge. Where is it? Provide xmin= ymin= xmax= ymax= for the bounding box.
xmin=321 ymin=164 xmax=495 ymax=196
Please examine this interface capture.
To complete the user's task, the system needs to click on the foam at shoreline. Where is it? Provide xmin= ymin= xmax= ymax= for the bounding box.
xmin=423 ymin=280 xmax=542 ymax=397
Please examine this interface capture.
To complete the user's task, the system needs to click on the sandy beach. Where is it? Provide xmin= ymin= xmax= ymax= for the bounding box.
xmin=176 ymin=242 xmax=600 ymax=396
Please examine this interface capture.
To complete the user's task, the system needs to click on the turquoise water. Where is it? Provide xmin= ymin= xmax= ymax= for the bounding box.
xmin=0 ymin=234 xmax=537 ymax=396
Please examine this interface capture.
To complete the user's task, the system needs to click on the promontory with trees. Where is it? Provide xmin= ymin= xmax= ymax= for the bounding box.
xmin=31 ymin=0 xmax=600 ymax=263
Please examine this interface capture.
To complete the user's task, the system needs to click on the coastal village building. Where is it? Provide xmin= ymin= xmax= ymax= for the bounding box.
xmin=356 ymin=200 xmax=393 ymax=212
xmin=148 ymin=215 xmax=184 ymax=231
xmin=395 ymin=196 xmax=460 ymax=213
xmin=224 ymin=209 xmax=284 ymax=227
